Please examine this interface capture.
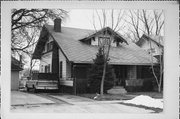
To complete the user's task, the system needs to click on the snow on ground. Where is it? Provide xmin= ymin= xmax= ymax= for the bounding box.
xmin=123 ymin=95 xmax=163 ymax=109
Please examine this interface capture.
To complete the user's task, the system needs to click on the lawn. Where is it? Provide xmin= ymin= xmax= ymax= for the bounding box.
xmin=78 ymin=92 xmax=163 ymax=113
xmin=78 ymin=93 xmax=135 ymax=101
xmin=78 ymin=92 xmax=163 ymax=101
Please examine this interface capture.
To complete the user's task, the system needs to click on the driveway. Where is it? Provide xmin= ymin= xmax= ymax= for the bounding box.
xmin=11 ymin=91 xmax=155 ymax=113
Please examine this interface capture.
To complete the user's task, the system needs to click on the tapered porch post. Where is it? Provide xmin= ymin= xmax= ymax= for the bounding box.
xmin=72 ymin=64 xmax=77 ymax=95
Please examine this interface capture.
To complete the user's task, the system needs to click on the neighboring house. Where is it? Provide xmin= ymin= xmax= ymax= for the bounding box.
xmin=11 ymin=57 xmax=23 ymax=90
xmin=33 ymin=18 xmax=157 ymax=94
xmin=136 ymin=34 xmax=164 ymax=57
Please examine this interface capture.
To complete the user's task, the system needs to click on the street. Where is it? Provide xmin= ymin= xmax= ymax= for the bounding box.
xmin=11 ymin=91 xmax=155 ymax=113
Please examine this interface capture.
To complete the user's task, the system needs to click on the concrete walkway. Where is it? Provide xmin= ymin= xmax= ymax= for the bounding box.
xmin=49 ymin=94 xmax=96 ymax=104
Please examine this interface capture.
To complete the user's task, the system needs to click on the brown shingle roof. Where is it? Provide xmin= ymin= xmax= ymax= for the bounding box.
xmin=35 ymin=25 xmax=157 ymax=65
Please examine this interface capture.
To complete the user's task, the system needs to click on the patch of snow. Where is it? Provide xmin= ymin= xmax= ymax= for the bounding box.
xmin=123 ymin=95 xmax=163 ymax=109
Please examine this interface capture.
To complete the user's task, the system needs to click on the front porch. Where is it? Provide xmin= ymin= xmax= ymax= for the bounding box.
xmin=59 ymin=64 xmax=155 ymax=94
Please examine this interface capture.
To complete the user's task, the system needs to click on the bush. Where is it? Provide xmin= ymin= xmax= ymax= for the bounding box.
xmin=142 ymin=78 xmax=153 ymax=91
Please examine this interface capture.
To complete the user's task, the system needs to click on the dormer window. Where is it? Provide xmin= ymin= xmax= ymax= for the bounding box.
xmin=98 ymin=36 xmax=110 ymax=47
xmin=79 ymin=27 xmax=128 ymax=47
xmin=148 ymin=48 xmax=156 ymax=54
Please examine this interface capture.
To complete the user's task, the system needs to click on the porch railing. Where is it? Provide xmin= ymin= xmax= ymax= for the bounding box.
xmin=125 ymin=78 xmax=154 ymax=87
xmin=59 ymin=77 xmax=74 ymax=87
xmin=59 ymin=77 xmax=74 ymax=81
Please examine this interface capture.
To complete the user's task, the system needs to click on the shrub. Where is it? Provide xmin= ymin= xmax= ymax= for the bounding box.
xmin=87 ymin=48 xmax=115 ymax=93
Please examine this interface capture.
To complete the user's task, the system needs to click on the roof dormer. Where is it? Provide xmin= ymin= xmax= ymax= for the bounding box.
xmin=79 ymin=27 xmax=128 ymax=47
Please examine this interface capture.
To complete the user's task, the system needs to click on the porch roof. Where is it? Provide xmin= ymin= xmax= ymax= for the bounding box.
xmin=35 ymin=25 xmax=158 ymax=65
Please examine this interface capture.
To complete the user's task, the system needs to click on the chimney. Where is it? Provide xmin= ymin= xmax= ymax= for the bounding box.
xmin=54 ymin=18 xmax=61 ymax=32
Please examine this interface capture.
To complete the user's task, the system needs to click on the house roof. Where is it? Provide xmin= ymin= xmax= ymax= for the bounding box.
xmin=33 ymin=25 xmax=157 ymax=65
xmin=11 ymin=57 xmax=23 ymax=71
xmin=136 ymin=34 xmax=164 ymax=47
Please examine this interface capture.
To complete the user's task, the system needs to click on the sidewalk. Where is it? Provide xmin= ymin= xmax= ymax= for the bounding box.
xmin=11 ymin=91 xmax=155 ymax=113
xmin=11 ymin=91 xmax=55 ymax=106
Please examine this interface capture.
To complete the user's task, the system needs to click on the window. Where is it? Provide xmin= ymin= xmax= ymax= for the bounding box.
xmin=48 ymin=64 xmax=50 ymax=72
xmin=59 ymin=61 xmax=63 ymax=78
xmin=45 ymin=64 xmax=51 ymax=73
xmin=41 ymin=65 xmax=44 ymax=72
xmin=47 ymin=41 xmax=53 ymax=51
xmin=148 ymin=48 xmax=156 ymax=54
xmin=45 ymin=65 xmax=48 ymax=73
xmin=98 ymin=37 xmax=110 ymax=46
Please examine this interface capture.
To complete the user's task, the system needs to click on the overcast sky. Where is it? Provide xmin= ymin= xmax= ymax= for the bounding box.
xmin=63 ymin=9 xmax=95 ymax=30
xmin=49 ymin=9 xmax=164 ymax=36
xmin=50 ymin=9 xmax=129 ymax=33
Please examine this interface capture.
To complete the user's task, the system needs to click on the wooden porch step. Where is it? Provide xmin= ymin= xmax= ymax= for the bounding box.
xmin=107 ymin=86 xmax=127 ymax=94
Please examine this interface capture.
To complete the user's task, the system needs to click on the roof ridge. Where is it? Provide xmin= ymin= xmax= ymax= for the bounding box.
xmin=45 ymin=24 xmax=94 ymax=31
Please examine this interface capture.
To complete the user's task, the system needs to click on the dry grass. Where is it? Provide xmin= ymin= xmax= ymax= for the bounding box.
xmin=78 ymin=92 xmax=163 ymax=101
xmin=79 ymin=93 xmax=134 ymax=101
xmin=79 ymin=92 xmax=163 ymax=113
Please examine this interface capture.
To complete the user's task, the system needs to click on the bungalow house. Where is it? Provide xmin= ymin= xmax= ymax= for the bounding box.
xmin=11 ymin=57 xmax=23 ymax=90
xmin=33 ymin=18 xmax=157 ymax=94
xmin=136 ymin=34 xmax=164 ymax=57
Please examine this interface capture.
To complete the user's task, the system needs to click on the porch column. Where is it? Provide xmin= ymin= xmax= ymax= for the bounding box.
xmin=72 ymin=65 xmax=76 ymax=95
xmin=127 ymin=65 xmax=137 ymax=80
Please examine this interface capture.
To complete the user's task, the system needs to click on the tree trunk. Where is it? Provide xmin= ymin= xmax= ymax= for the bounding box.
xmin=158 ymin=84 xmax=161 ymax=93
xmin=100 ymin=62 xmax=107 ymax=95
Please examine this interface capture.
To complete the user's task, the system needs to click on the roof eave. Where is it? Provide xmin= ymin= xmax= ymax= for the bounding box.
xmin=72 ymin=60 xmax=157 ymax=66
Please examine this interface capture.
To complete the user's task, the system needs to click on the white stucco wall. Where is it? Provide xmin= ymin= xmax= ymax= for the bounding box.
xmin=59 ymin=49 xmax=71 ymax=79
xmin=40 ymin=52 xmax=52 ymax=73
xmin=11 ymin=71 xmax=19 ymax=90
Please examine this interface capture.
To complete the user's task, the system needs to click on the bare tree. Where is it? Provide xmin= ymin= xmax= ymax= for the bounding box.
xmin=153 ymin=10 xmax=164 ymax=36
xmin=123 ymin=10 xmax=142 ymax=42
xmin=125 ymin=9 xmax=164 ymax=92
xmin=11 ymin=9 xmax=68 ymax=61
xmin=26 ymin=29 xmax=39 ymax=77
xmin=92 ymin=9 xmax=125 ymax=95
xmin=141 ymin=10 xmax=164 ymax=93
